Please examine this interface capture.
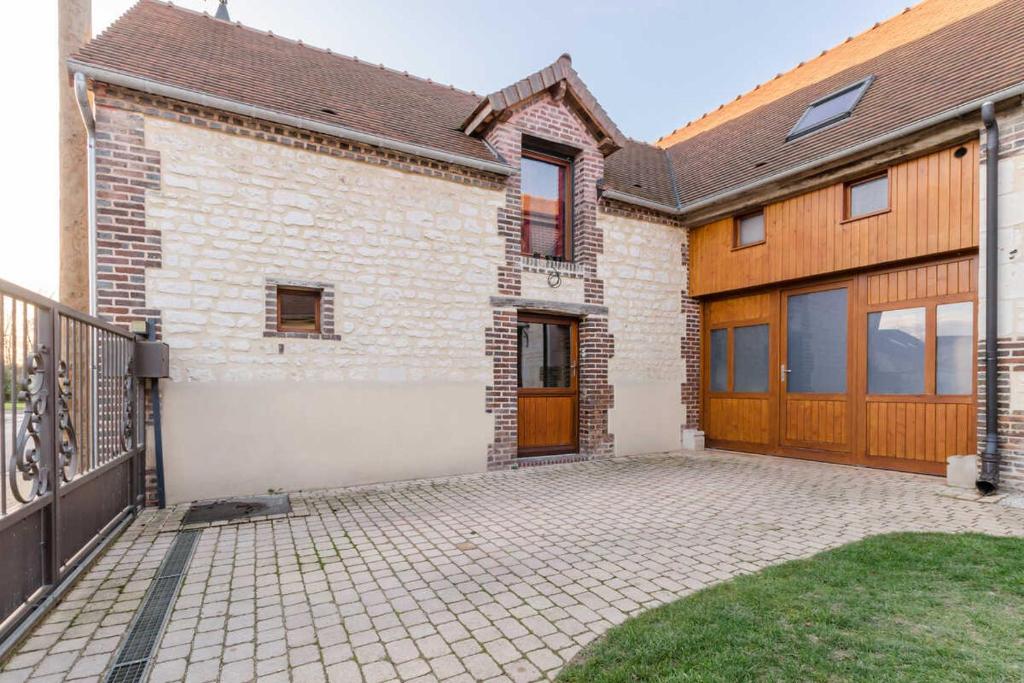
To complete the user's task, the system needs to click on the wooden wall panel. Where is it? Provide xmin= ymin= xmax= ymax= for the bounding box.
xmin=518 ymin=396 xmax=575 ymax=449
xmin=690 ymin=143 xmax=979 ymax=297
xmin=707 ymin=398 xmax=771 ymax=444
xmin=865 ymin=256 xmax=977 ymax=305
xmin=706 ymin=292 xmax=772 ymax=326
xmin=866 ymin=402 xmax=974 ymax=463
xmin=783 ymin=399 xmax=848 ymax=449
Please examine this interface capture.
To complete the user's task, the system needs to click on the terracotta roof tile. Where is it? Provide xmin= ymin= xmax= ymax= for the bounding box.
xmin=71 ymin=0 xmax=1024 ymax=212
xmin=603 ymin=141 xmax=678 ymax=207
xmin=72 ymin=0 xmax=496 ymax=163
xmin=666 ymin=0 xmax=1024 ymax=206
xmin=656 ymin=0 xmax=1004 ymax=148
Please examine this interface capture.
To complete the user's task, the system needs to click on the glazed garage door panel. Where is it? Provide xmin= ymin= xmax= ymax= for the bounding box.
xmin=702 ymin=255 xmax=977 ymax=475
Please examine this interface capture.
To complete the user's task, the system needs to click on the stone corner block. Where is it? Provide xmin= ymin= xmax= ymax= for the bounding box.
xmin=682 ymin=429 xmax=705 ymax=451
xmin=946 ymin=454 xmax=978 ymax=489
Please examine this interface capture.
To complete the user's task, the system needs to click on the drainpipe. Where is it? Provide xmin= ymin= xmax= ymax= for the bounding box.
xmin=73 ymin=72 xmax=96 ymax=316
xmin=74 ymin=71 xmax=101 ymax=472
xmin=977 ymin=101 xmax=1000 ymax=494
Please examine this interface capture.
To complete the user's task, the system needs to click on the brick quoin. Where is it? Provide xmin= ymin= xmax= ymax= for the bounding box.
xmin=977 ymin=337 xmax=1024 ymax=490
xmin=681 ymin=240 xmax=701 ymax=430
xmin=485 ymin=309 xmax=519 ymax=468
xmin=94 ymin=105 xmax=162 ymax=330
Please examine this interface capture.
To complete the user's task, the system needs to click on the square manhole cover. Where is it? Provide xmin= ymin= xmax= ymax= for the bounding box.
xmin=183 ymin=493 xmax=291 ymax=525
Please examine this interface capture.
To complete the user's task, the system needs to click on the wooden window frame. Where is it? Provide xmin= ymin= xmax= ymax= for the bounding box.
xmin=706 ymin=320 xmax=773 ymax=398
xmin=864 ymin=295 xmax=976 ymax=400
xmin=521 ymin=149 xmax=573 ymax=262
xmin=842 ymin=170 xmax=892 ymax=222
xmin=276 ymin=286 xmax=322 ymax=334
xmin=732 ymin=209 xmax=766 ymax=250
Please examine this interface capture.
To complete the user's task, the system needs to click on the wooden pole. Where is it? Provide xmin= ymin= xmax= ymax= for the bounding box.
xmin=58 ymin=0 xmax=91 ymax=311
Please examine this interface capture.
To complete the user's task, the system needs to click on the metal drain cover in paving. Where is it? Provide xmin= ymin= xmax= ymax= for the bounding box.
xmin=182 ymin=493 xmax=290 ymax=525
xmin=105 ymin=530 xmax=201 ymax=683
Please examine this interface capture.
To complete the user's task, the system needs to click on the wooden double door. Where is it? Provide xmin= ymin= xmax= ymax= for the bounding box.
xmin=703 ymin=255 xmax=978 ymax=475
xmin=517 ymin=313 xmax=579 ymax=456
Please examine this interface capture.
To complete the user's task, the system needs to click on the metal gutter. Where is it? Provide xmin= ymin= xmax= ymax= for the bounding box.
xmin=676 ymin=81 xmax=1024 ymax=215
xmin=978 ymin=101 xmax=1001 ymax=494
xmin=68 ymin=61 xmax=516 ymax=177
xmin=73 ymin=72 xmax=101 ymax=473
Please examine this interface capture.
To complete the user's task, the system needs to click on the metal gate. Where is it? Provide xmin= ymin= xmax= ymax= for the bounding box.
xmin=0 ymin=278 xmax=145 ymax=649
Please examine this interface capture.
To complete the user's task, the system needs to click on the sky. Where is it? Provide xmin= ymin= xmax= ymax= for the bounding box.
xmin=1 ymin=0 xmax=910 ymax=299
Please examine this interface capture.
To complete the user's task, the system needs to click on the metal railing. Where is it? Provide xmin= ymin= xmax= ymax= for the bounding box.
xmin=0 ymin=277 xmax=145 ymax=652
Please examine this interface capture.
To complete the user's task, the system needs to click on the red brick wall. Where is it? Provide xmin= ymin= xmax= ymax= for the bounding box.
xmin=94 ymin=105 xmax=162 ymax=329
xmin=483 ymin=91 xmax=617 ymax=466
xmin=978 ymin=338 xmax=1024 ymax=491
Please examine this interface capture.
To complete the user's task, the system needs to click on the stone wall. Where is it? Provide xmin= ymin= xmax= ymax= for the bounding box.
xmin=599 ymin=208 xmax=689 ymax=455
xmin=90 ymin=84 xmax=694 ymax=501
xmin=142 ymin=117 xmax=505 ymax=502
xmin=979 ymin=101 xmax=1024 ymax=493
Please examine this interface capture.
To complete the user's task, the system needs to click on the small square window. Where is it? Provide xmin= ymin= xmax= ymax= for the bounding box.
xmin=735 ymin=211 xmax=765 ymax=247
xmin=846 ymin=174 xmax=889 ymax=219
xmin=277 ymin=286 xmax=321 ymax=333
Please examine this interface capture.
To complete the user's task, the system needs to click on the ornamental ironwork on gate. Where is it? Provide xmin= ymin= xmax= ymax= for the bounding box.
xmin=0 ymin=278 xmax=145 ymax=651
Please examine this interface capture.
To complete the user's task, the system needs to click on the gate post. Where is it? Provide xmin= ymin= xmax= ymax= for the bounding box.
xmin=37 ymin=307 xmax=61 ymax=584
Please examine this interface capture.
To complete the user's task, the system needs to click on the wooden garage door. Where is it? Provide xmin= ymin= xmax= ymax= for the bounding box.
xmin=702 ymin=254 xmax=977 ymax=475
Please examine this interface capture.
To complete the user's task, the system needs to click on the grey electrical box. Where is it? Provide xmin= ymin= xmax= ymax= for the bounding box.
xmin=134 ymin=341 xmax=170 ymax=378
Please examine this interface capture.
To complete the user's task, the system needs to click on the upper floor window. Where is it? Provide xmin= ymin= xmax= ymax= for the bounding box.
xmin=735 ymin=210 xmax=765 ymax=248
xmin=788 ymin=76 xmax=874 ymax=141
xmin=521 ymin=151 xmax=571 ymax=260
xmin=277 ymin=286 xmax=321 ymax=333
xmin=846 ymin=173 xmax=889 ymax=219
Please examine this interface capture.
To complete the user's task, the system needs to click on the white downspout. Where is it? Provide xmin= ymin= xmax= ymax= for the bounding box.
xmin=73 ymin=72 xmax=96 ymax=316
xmin=73 ymin=72 xmax=100 ymax=468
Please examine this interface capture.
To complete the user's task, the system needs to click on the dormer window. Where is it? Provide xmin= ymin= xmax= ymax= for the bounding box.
xmin=521 ymin=151 xmax=571 ymax=260
xmin=788 ymin=76 xmax=874 ymax=141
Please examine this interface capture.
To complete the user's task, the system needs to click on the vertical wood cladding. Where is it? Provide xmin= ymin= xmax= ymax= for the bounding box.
xmin=702 ymin=255 xmax=978 ymax=476
xmin=690 ymin=142 xmax=980 ymax=297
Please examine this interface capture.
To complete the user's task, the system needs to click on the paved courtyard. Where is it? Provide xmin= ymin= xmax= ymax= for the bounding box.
xmin=2 ymin=449 xmax=1023 ymax=683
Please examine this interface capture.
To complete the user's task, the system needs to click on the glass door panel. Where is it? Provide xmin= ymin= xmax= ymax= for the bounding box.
xmin=781 ymin=285 xmax=852 ymax=452
xmin=785 ymin=288 xmax=848 ymax=393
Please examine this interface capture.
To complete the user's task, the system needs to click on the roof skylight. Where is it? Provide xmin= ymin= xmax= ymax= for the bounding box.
xmin=787 ymin=76 xmax=874 ymax=141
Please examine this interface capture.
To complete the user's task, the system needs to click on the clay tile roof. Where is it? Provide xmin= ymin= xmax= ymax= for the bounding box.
xmin=657 ymin=0 xmax=1006 ymax=148
xmin=666 ymin=0 xmax=1024 ymax=207
xmin=69 ymin=0 xmax=1024 ymax=214
xmin=71 ymin=0 xmax=498 ymax=164
xmin=603 ymin=140 xmax=678 ymax=207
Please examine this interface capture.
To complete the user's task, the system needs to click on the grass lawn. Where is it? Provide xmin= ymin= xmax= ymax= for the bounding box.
xmin=558 ymin=533 xmax=1024 ymax=682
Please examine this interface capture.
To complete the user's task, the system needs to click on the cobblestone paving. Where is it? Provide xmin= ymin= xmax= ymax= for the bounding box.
xmin=3 ymin=450 xmax=1023 ymax=683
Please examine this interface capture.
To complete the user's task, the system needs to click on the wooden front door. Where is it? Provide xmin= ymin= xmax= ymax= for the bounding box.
xmin=779 ymin=281 xmax=854 ymax=453
xmin=517 ymin=314 xmax=579 ymax=456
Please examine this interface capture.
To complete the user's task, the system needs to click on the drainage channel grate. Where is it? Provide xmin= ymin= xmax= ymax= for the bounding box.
xmin=104 ymin=530 xmax=201 ymax=683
